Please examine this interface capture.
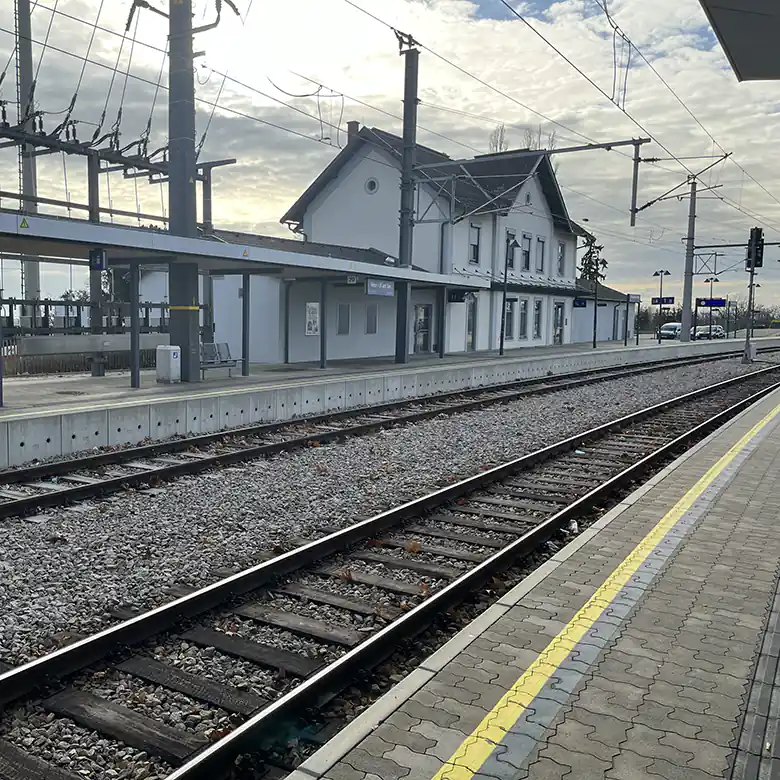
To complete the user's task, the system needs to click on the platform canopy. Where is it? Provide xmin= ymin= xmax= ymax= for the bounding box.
xmin=0 ymin=210 xmax=487 ymax=289
xmin=699 ymin=0 xmax=780 ymax=81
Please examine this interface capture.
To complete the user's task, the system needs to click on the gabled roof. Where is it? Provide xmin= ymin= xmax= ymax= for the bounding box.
xmin=280 ymin=126 xmax=576 ymax=233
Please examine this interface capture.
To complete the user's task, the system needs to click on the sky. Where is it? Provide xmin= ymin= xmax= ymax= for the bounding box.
xmin=0 ymin=0 xmax=779 ymax=308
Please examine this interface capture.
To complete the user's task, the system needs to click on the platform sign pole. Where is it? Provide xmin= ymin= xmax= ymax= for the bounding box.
xmin=0 ymin=291 xmax=4 ymax=407
xmin=130 ymin=263 xmax=141 ymax=389
xmin=241 ymin=273 xmax=250 ymax=377
xmin=623 ymin=293 xmax=629 ymax=346
xmin=680 ymin=178 xmax=697 ymax=342
xmin=319 ymin=282 xmax=328 ymax=370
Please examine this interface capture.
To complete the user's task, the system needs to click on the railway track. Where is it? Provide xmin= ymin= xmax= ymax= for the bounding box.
xmin=0 ymin=349 xmax=774 ymax=521
xmin=1 ymin=366 xmax=779 ymax=780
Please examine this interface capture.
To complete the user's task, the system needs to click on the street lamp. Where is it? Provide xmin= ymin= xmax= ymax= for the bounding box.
xmin=499 ymin=238 xmax=521 ymax=356
xmin=703 ymin=276 xmax=719 ymax=338
xmin=653 ymin=270 xmax=671 ymax=343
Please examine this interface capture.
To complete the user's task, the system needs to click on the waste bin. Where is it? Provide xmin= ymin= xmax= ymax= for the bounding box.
xmin=156 ymin=345 xmax=181 ymax=384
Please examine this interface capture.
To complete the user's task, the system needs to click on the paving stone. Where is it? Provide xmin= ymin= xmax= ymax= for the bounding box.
xmin=621 ymin=723 xmax=695 ymax=766
xmin=659 ymin=731 xmax=732 ymax=775
xmin=343 ymin=748 xmax=410 ymax=779
xmin=384 ymin=710 xmax=422 ymax=731
xmin=382 ymin=745 xmax=443 ymax=776
xmin=535 ymin=743 xmax=610 ymax=778
xmin=403 ymin=699 xmax=459 ymax=729
xmin=412 ymin=721 xmax=472 ymax=762
xmin=321 ymin=764 xmax=369 ymax=780
xmin=546 ymin=716 xmax=620 ymax=762
xmin=370 ymin=724 xmax=437 ymax=755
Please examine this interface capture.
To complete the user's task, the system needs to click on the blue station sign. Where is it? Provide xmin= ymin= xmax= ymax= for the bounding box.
xmin=651 ymin=296 xmax=675 ymax=305
xmin=573 ymin=298 xmax=587 ymax=308
xmin=696 ymin=297 xmax=727 ymax=308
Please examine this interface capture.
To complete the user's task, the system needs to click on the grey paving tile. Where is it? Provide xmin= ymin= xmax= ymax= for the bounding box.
xmin=342 ymin=748 xmax=411 ymax=779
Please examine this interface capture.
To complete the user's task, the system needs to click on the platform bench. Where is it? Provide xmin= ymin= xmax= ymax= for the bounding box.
xmin=200 ymin=342 xmax=237 ymax=379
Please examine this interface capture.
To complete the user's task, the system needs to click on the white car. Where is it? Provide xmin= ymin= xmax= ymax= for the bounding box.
xmin=692 ymin=325 xmax=726 ymax=340
xmin=659 ymin=323 xmax=682 ymax=340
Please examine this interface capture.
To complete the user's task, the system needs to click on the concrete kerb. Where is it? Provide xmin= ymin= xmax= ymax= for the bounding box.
xmin=289 ymin=385 xmax=780 ymax=780
xmin=1 ymin=338 xmax=776 ymax=467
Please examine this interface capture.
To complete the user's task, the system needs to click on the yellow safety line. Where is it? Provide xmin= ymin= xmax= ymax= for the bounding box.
xmin=433 ymin=399 xmax=780 ymax=780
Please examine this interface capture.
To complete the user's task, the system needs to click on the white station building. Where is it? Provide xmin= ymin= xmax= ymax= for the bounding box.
xmin=139 ymin=123 xmax=590 ymax=364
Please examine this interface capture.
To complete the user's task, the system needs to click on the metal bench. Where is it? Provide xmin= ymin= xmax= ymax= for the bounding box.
xmin=200 ymin=341 xmax=238 ymax=379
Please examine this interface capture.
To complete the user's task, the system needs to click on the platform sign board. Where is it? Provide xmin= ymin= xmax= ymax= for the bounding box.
xmin=573 ymin=298 xmax=587 ymax=308
xmin=346 ymin=275 xmax=360 ymax=285
xmin=651 ymin=296 xmax=675 ymax=305
xmin=89 ymin=248 xmax=107 ymax=271
xmin=696 ymin=297 xmax=727 ymax=308
xmin=305 ymin=302 xmax=320 ymax=337
xmin=629 ymin=294 xmax=641 ymax=303
xmin=366 ymin=279 xmax=394 ymax=297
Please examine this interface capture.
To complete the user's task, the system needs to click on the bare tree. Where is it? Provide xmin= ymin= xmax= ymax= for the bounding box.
xmin=489 ymin=123 xmax=509 ymax=153
xmin=523 ymin=124 xmax=559 ymax=173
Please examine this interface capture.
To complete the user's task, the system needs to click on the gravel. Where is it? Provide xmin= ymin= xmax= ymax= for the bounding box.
xmin=0 ymin=359 xmax=772 ymax=666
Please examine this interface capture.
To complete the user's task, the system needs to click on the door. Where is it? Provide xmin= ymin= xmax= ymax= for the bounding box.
xmin=553 ymin=302 xmax=564 ymax=345
xmin=414 ymin=304 xmax=432 ymax=353
xmin=466 ymin=297 xmax=477 ymax=351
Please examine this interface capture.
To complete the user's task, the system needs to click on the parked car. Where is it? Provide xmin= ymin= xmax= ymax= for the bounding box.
xmin=659 ymin=323 xmax=682 ymax=340
xmin=692 ymin=325 xmax=726 ymax=340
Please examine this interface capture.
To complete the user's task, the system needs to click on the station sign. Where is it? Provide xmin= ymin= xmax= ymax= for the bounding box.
xmin=628 ymin=294 xmax=641 ymax=303
xmin=651 ymin=296 xmax=675 ymax=305
xmin=366 ymin=279 xmax=395 ymax=297
xmin=573 ymin=298 xmax=587 ymax=308
xmin=696 ymin=297 xmax=727 ymax=308
xmin=346 ymin=275 xmax=360 ymax=285
xmin=447 ymin=290 xmax=467 ymax=303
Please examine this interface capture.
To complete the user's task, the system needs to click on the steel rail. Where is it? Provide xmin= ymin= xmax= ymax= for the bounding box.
xmin=0 ymin=349 xmax=773 ymax=520
xmin=1 ymin=365 xmax=777 ymax=718
xmin=167 ymin=371 xmax=780 ymax=780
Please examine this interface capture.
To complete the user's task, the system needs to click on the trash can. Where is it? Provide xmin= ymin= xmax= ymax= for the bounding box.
xmin=156 ymin=345 xmax=181 ymax=384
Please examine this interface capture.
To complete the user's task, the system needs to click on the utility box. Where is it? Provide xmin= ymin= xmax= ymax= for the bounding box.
xmin=156 ymin=345 xmax=181 ymax=384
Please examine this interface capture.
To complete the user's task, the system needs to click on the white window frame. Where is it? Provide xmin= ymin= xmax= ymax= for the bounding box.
xmin=505 ymin=229 xmax=516 ymax=270
xmin=337 ymin=303 xmax=350 ymax=335
xmin=557 ymin=241 xmax=566 ymax=276
xmin=518 ymin=298 xmax=528 ymax=339
xmin=469 ymin=223 xmax=481 ymax=264
xmin=536 ymin=238 xmax=546 ymax=273
xmin=365 ymin=302 xmax=378 ymax=335
xmin=533 ymin=299 xmax=543 ymax=339
xmin=521 ymin=234 xmax=532 ymax=271
xmin=505 ymin=299 xmax=516 ymax=340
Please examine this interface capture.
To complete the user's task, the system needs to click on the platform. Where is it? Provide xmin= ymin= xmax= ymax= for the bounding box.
xmin=1 ymin=335 xmax=778 ymax=468
xmin=287 ymin=383 xmax=780 ymax=780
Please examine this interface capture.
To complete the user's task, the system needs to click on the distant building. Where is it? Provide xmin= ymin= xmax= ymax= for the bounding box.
xmin=571 ymin=279 xmax=640 ymax=344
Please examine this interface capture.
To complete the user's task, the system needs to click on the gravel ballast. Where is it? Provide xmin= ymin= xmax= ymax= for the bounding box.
xmin=0 ymin=360 xmax=772 ymax=667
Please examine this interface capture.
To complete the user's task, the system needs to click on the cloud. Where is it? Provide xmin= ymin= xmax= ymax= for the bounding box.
xmin=0 ymin=0 xmax=778 ymax=305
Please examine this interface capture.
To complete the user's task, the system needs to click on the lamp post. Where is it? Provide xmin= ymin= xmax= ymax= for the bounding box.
xmin=704 ymin=276 xmax=719 ymax=338
xmin=499 ymin=238 xmax=520 ymax=356
xmin=653 ymin=269 xmax=671 ymax=343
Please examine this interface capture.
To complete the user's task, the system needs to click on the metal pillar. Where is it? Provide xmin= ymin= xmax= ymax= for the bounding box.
xmin=680 ymin=178 xmax=697 ymax=342
xmin=437 ymin=287 xmax=446 ymax=359
xmin=16 ymin=0 xmax=40 ymax=303
xmin=499 ymin=252 xmax=509 ymax=356
xmin=168 ymin=0 xmax=200 ymax=381
xmin=283 ymin=282 xmax=291 ymax=364
xmin=241 ymin=273 xmax=250 ymax=376
xmin=743 ymin=264 xmax=756 ymax=364
xmin=319 ymin=281 xmax=327 ymax=370
xmin=394 ymin=41 xmax=419 ymax=364
xmin=629 ymin=142 xmax=641 ymax=227
xmin=202 ymin=168 xmax=213 ymax=236
xmin=623 ymin=293 xmax=630 ymax=346
xmin=129 ymin=263 xmax=140 ymax=389
xmin=592 ymin=282 xmax=598 ymax=349
xmin=202 ymin=273 xmax=215 ymax=343
xmin=87 ymin=154 xmax=105 ymax=377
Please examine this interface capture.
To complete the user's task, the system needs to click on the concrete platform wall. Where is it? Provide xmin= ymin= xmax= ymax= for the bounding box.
xmin=2 ymin=338 xmax=778 ymax=468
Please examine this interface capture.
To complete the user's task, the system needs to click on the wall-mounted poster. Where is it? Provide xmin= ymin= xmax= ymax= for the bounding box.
xmin=305 ymin=302 xmax=320 ymax=336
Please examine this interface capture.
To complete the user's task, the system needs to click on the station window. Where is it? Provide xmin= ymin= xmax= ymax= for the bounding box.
xmin=557 ymin=241 xmax=566 ymax=275
xmin=505 ymin=229 xmax=516 ymax=270
xmin=536 ymin=238 xmax=546 ymax=273
xmin=469 ymin=224 xmax=481 ymax=264
xmin=533 ymin=299 xmax=543 ymax=338
xmin=521 ymin=234 xmax=532 ymax=271
xmin=505 ymin=299 xmax=516 ymax=340
xmin=366 ymin=303 xmax=378 ymax=335
xmin=337 ymin=303 xmax=350 ymax=335
xmin=518 ymin=299 xmax=528 ymax=338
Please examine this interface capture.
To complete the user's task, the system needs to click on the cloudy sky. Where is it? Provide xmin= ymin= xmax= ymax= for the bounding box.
xmin=0 ymin=0 xmax=778 ymax=306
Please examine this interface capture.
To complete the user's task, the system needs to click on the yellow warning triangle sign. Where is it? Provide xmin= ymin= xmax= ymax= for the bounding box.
xmin=19 ymin=218 xmax=29 ymax=229
xmin=243 ymin=249 xmax=249 ymax=257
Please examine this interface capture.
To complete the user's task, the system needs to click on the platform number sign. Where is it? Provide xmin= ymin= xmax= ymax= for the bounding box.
xmin=89 ymin=248 xmax=107 ymax=271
